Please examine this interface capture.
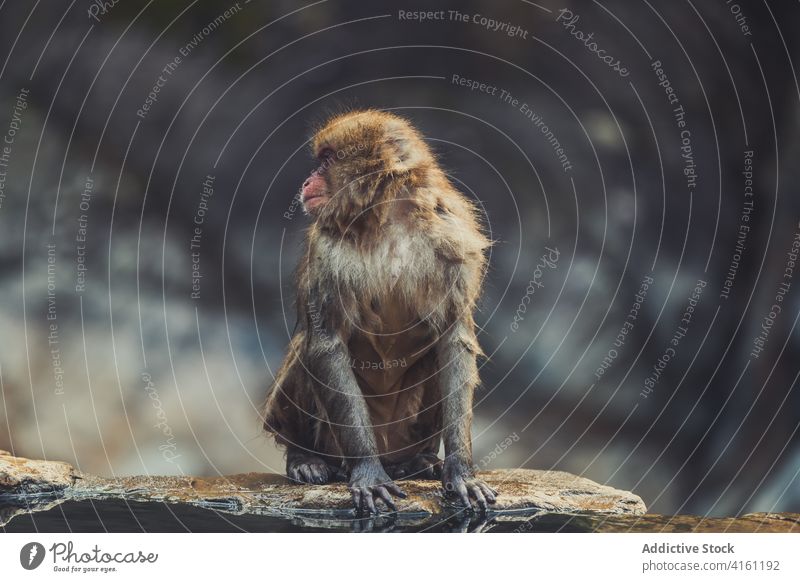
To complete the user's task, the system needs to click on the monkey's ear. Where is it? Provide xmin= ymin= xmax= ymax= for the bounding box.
xmin=383 ymin=119 xmax=426 ymax=172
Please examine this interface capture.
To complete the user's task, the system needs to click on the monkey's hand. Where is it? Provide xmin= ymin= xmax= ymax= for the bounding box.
xmin=348 ymin=460 xmax=407 ymax=515
xmin=442 ymin=458 xmax=498 ymax=512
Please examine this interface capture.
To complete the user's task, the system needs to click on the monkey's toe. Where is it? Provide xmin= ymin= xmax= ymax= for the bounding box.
xmin=386 ymin=453 xmax=442 ymax=480
xmin=287 ymin=456 xmax=332 ymax=485
xmin=410 ymin=453 xmax=443 ymax=479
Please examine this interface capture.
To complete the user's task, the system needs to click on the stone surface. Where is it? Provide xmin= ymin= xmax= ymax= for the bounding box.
xmin=71 ymin=468 xmax=646 ymax=517
xmin=0 ymin=451 xmax=647 ymax=529
xmin=0 ymin=450 xmax=76 ymax=494
xmin=2 ymin=450 xmax=798 ymax=532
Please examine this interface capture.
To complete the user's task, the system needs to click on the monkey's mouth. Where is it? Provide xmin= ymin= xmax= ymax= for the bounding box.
xmin=302 ymin=193 xmax=328 ymax=212
xmin=301 ymin=172 xmax=329 ymax=212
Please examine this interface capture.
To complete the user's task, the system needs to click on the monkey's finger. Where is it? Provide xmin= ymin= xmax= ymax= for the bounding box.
xmin=351 ymin=489 xmax=362 ymax=513
xmin=299 ymin=465 xmax=315 ymax=483
xmin=290 ymin=466 xmax=307 ymax=483
xmin=455 ymin=482 xmax=471 ymax=508
xmin=375 ymin=487 xmax=397 ymax=512
xmin=478 ymin=482 xmax=497 ymax=503
xmin=363 ymin=490 xmax=378 ymax=515
xmin=310 ymin=464 xmax=328 ymax=484
xmin=469 ymin=484 xmax=488 ymax=512
xmin=385 ymin=482 xmax=407 ymax=499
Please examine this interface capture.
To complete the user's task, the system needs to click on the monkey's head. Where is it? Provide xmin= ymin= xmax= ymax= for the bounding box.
xmin=300 ymin=110 xmax=435 ymax=223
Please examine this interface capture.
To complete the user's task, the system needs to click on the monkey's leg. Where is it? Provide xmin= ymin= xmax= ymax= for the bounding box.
xmin=306 ymin=330 xmax=406 ymax=514
xmin=264 ymin=331 xmax=338 ymax=482
xmin=437 ymin=322 xmax=498 ymax=511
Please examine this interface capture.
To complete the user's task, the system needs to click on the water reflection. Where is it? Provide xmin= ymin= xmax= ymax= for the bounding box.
xmin=2 ymin=500 xmax=797 ymax=533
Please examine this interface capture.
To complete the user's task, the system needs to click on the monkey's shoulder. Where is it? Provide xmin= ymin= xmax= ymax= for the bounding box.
xmin=418 ymin=185 xmax=490 ymax=259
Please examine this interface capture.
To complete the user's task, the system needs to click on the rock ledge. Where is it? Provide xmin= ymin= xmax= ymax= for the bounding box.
xmin=0 ymin=450 xmax=645 ymax=528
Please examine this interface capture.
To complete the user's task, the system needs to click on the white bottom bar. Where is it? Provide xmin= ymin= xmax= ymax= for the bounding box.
xmin=1 ymin=533 xmax=798 ymax=580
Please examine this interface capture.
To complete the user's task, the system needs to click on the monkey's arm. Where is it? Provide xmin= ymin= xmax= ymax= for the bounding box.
xmin=304 ymin=311 xmax=406 ymax=514
xmin=437 ymin=320 xmax=498 ymax=510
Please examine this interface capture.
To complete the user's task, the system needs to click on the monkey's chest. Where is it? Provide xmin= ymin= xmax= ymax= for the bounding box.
xmin=348 ymin=317 xmax=440 ymax=462
xmin=348 ymin=310 xmax=434 ymax=396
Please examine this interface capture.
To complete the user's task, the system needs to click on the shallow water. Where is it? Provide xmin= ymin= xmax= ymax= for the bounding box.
xmin=2 ymin=499 xmax=797 ymax=533
xmin=0 ymin=499 xmax=575 ymax=532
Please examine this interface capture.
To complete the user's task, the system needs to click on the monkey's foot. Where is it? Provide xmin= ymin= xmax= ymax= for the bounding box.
xmin=286 ymin=453 xmax=332 ymax=485
xmin=385 ymin=453 xmax=443 ymax=480
xmin=442 ymin=459 xmax=498 ymax=512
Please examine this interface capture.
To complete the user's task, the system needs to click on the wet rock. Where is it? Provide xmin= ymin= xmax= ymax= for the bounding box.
xmin=1 ymin=451 xmax=645 ymax=514
xmin=3 ymin=451 xmax=798 ymax=532
xmin=0 ymin=450 xmax=76 ymax=495
xmin=1 ymin=451 xmax=646 ymax=528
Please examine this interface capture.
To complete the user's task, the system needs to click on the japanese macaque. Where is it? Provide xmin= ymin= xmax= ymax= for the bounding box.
xmin=263 ymin=109 xmax=496 ymax=514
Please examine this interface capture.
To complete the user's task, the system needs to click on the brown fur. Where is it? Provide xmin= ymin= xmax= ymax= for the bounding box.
xmin=263 ymin=109 xmax=490 ymax=476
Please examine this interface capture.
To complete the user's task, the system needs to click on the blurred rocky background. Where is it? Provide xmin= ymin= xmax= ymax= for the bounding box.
xmin=0 ymin=0 xmax=798 ymax=516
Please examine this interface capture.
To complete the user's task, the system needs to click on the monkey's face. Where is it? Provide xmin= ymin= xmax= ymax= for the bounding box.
xmin=301 ymin=110 xmax=432 ymax=219
xmin=300 ymin=141 xmax=369 ymax=216
xmin=300 ymin=151 xmax=334 ymax=214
